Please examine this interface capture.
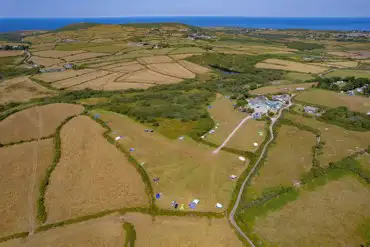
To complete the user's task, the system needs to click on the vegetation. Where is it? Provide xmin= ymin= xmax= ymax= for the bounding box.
xmin=284 ymin=41 xmax=324 ymax=51
xmin=320 ymin=106 xmax=370 ymax=132
xmin=123 ymin=222 xmax=137 ymax=247
xmin=56 ymin=22 xmax=98 ymax=31
xmin=314 ymin=76 xmax=370 ymax=95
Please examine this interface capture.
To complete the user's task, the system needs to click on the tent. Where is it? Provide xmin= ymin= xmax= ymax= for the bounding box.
xmin=239 ymin=156 xmax=246 ymax=161
xmin=216 ymin=203 xmax=223 ymax=208
xmin=155 ymin=193 xmax=161 ymax=199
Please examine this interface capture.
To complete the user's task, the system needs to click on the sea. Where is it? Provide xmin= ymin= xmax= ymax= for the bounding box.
xmin=1 ymin=17 xmax=370 ymax=33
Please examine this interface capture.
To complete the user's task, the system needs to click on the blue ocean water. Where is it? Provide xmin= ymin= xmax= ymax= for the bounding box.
xmin=1 ymin=17 xmax=370 ymax=32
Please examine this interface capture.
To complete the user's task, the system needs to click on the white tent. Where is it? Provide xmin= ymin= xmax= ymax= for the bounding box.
xmin=239 ymin=156 xmax=246 ymax=161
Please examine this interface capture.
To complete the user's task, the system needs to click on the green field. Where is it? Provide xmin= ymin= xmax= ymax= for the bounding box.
xmin=325 ymin=69 xmax=370 ymax=79
xmin=295 ymin=89 xmax=370 ymax=113
xmin=283 ymin=72 xmax=315 ymax=81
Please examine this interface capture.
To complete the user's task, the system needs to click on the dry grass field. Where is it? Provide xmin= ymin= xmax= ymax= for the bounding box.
xmin=326 ymin=60 xmax=359 ymax=68
xmin=0 ymin=76 xmax=55 ymax=104
xmin=285 ymin=113 xmax=370 ymax=166
xmin=96 ymin=110 xmax=246 ymax=212
xmin=30 ymin=56 xmax=62 ymax=67
xmin=169 ymin=53 xmax=196 ymax=60
xmin=70 ymin=73 xmax=124 ymax=90
xmin=147 ymin=63 xmax=195 ymax=79
xmin=256 ymin=59 xmax=328 ymax=74
xmin=254 ymin=176 xmax=370 ymax=247
xmin=119 ymin=69 xmax=182 ymax=84
xmin=248 ymin=125 xmax=315 ymax=199
xmin=0 ymin=50 xmax=23 ymax=57
xmin=0 ymin=139 xmax=54 ymax=237
xmin=0 ymin=103 xmax=83 ymax=144
xmin=45 ymin=116 xmax=148 ymax=223
xmin=169 ymin=47 xmax=206 ymax=54
xmin=32 ymin=50 xmax=86 ymax=58
xmin=206 ymin=95 xmax=247 ymax=145
xmin=137 ymin=55 xmax=174 ymax=64
xmin=63 ymin=52 xmax=109 ymax=62
xmin=325 ymin=69 xmax=370 ymax=79
xmin=295 ymin=89 xmax=370 ymax=114
xmin=102 ymin=81 xmax=154 ymax=90
xmin=33 ymin=69 xmax=95 ymax=83
xmin=123 ymin=212 xmax=244 ymax=247
xmin=177 ymin=60 xmax=210 ymax=74
xmin=250 ymin=82 xmax=315 ymax=95
xmin=283 ymin=72 xmax=315 ymax=81
xmin=0 ymin=215 xmax=125 ymax=247
xmin=52 ymin=70 xmax=110 ymax=89
xmin=225 ymin=120 xmax=266 ymax=152
xmin=107 ymin=63 xmax=145 ymax=73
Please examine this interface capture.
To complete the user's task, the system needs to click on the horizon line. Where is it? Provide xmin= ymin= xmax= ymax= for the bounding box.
xmin=1 ymin=15 xmax=370 ymax=19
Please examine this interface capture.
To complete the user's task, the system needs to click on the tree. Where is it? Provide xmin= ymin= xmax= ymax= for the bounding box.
xmin=268 ymin=111 xmax=275 ymax=117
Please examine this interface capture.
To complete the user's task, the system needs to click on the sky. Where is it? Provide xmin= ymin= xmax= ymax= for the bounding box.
xmin=1 ymin=0 xmax=370 ymax=18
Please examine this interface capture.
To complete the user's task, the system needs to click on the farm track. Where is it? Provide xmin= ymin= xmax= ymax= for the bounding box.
xmin=213 ymin=116 xmax=252 ymax=154
xmin=228 ymin=100 xmax=293 ymax=247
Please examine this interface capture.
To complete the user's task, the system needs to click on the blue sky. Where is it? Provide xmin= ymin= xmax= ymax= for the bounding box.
xmin=1 ymin=0 xmax=369 ymax=18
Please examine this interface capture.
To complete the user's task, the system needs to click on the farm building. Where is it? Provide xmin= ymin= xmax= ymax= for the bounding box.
xmin=272 ymin=94 xmax=290 ymax=104
xmin=247 ymin=96 xmax=284 ymax=114
xmin=39 ymin=68 xmax=65 ymax=73
xmin=304 ymin=106 xmax=319 ymax=114
xmin=296 ymin=87 xmax=306 ymax=91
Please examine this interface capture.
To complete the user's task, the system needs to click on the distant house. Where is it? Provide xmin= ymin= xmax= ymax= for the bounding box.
xmin=304 ymin=106 xmax=319 ymax=114
xmin=296 ymin=87 xmax=305 ymax=91
xmin=272 ymin=94 xmax=290 ymax=104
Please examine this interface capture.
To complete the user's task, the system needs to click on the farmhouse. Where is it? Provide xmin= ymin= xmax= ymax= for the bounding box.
xmin=304 ymin=106 xmax=319 ymax=114
xmin=296 ymin=87 xmax=306 ymax=91
xmin=272 ymin=94 xmax=290 ymax=104
xmin=247 ymin=96 xmax=284 ymax=115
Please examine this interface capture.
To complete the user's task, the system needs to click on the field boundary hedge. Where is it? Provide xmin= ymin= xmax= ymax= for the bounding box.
xmin=0 ymin=232 xmax=29 ymax=244
xmin=29 ymin=77 xmax=60 ymax=91
xmin=37 ymin=115 xmax=77 ymax=223
xmin=123 ymin=222 xmax=136 ymax=247
xmin=0 ymin=134 xmax=54 ymax=147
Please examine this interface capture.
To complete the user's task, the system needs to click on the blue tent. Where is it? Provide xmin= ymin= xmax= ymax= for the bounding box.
xmin=155 ymin=193 xmax=161 ymax=199
xmin=129 ymin=148 xmax=135 ymax=152
xmin=94 ymin=114 xmax=100 ymax=119
xmin=189 ymin=202 xmax=196 ymax=209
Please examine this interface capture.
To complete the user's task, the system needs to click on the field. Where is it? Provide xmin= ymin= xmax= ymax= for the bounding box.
xmin=0 ymin=50 xmax=23 ymax=57
xmin=123 ymin=212 xmax=244 ymax=247
xmin=225 ymin=120 xmax=266 ymax=152
xmin=169 ymin=47 xmax=206 ymax=54
xmin=0 ymin=103 xmax=83 ymax=144
xmin=0 ymin=215 xmax=125 ymax=247
xmin=255 ymin=59 xmax=328 ymax=74
xmin=247 ymin=125 xmax=316 ymax=199
xmin=105 ymin=62 xmax=145 ymax=73
xmin=118 ymin=69 xmax=182 ymax=84
xmin=206 ymin=94 xmax=246 ymax=145
xmin=283 ymin=72 xmax=314 ymax=82
xmin=52 ymin=70 xmax=110 ymax=89
xmin=0 ymin=76 xmax=56 ymax=104
xmin=30 ymin=56 xmax=62 ymax=67
xmin=33 ymin=69 xmax=95 ymax=83
xmin=70 ymin=72 xmax=124 ymax=90
xmin=250 ymin=82 xmax=315 ymax=95
xmin=325 ymin=69 xmax=370 ymax=79
xmin=177 ymin=60 xmax=211 ymax=74
xmin=96 ymin=110 xmax=246 ymax=212
xmin=32 ymin=50 xmax=86 ymax=58
xmin=63 ymin=52 xmax=109 ymax=62
xmin=285 ymin=113 xmax=370 ymax=166
xmin=295 ymin=89 xmax=370 ymax=113
xmin=0 ymin=139 xmax=54 ymax=237
xmin=253 ymin=176 xmax=370 ymax=247
xmin=45 ymin=116 xmax=148 ymax=223
xmin=137 ymin=55 xmax=174 ymax=64
xmin=147 ymin=63 xmax=195 ymax=79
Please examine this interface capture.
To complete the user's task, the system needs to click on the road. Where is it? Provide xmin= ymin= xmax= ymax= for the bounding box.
xmin=212 ymin=116 xmax=252 ymax=154
xmin=228 ymin=100 xmax=293 ymax=247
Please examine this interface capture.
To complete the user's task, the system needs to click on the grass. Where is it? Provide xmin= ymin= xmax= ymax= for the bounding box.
xmin=250 ymin=82 xmax=315 ymax=95
xmin=94 ymin=110 xmax=247 ymax=212
xmin=151 ymin=118 xmax=197 ymax=139
xmin=295 ymin=89 xmax=370 ymax=114
xmin=255 ymin=58 xmax=328 ymax=74
xmin=325 ymin=69 xmax=370 ymax=79
xmin=253 ymin=176 xmax=370 ymax=247
xmin=1 ymin=215 xmax=125 ymax=247
xmin=245 ymin=125 xmax=316 ymax=201
xmin=205 ymin=94 xmax=246 ymax=145
xmin=44 ymin=116 xmax=149 ymax=223
xmin=122 ymin=212 xmax=244 ymax=247
xmin=0 ymin=139 xmax=54 ymax=238
xmin=283 ymin=72 xmax=315 ymax=82
xmin=225 ymin=119 xmax=266 ymax=153
xmin=0 ymin=103 xmax=84 ymax=145
xmin=285 ymin=113 xmax=370 ymax=166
